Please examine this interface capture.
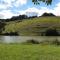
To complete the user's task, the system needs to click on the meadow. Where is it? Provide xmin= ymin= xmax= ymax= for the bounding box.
xmin=0 ymin=44 xmax=60 ymax=60
xmin=2 ymin=17 xmax=60 ymax=35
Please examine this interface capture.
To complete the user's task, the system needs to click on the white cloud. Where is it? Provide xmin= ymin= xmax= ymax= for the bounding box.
xmin=0 ymin=0 xmax=27 ymax=9
xmin=23 ymin=3 xmax=60 ymax=16
xmin=0 ymin=1 xmax=60 ymax=19
xmin=52 ymin=3 xmax=60 ymax=16
xmin=24 ymin=7 xmax=39 ymax=17
xmin=18 ymin=7 xmax=52 ymax=17
xmin=25 ymin=7 xmax=39 ymax=12
xmin=0 ymin=10 xmax=19 ymax=19
xmin=0 ymin=0 xmax=14 ymax=9
xmin=0 ymin=7 xmax=53 ymax=19
xmin=0 ymin=0 xmax=28 ymax=19
xmin=14 ymin=0 xmax=27 ymax=7
xmin=38 ymin=7 xmax=52 ymax=16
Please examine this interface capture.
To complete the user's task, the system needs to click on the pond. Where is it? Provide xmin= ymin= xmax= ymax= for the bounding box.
xmin=0 ymin=36 xmax=60 ymax=43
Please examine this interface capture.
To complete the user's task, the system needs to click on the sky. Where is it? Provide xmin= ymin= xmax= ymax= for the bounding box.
xmin=0 ymin=0 xmax=60 ymax=19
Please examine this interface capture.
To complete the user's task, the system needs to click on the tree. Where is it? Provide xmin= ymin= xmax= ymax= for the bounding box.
xmin=32 ymin=0 xmax=52 ymax=5
xmin=45 ymin=29 xmax=59 ymax=36
xmin=41 ymin=12 xmax=55 ymax=16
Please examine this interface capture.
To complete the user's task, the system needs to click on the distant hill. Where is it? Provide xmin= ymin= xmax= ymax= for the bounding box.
xmin=41 ymin=12 xmax=56 ymax=17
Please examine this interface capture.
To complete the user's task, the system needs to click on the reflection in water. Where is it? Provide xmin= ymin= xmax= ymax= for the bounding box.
xmin=0 ymin=36 xmax=59 ymax=43
xmin=3 ymin=36 xmax=14 ymax=43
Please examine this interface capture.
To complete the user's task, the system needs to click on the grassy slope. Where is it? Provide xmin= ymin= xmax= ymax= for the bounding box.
xmin=0 ymin=44 xmax=60 ymax=60
xmin=4 ymin=17 xmax=60 ymax=35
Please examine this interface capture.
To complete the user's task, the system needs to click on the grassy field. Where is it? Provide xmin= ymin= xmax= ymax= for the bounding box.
xmin=0 ymin=44 xmax=60 ymax=60
xmin=2 ymin=17 xmax=60 ymax=35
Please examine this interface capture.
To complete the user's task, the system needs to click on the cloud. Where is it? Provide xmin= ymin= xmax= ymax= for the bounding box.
xmin=0 ymin=0 xmax=28 ymax=19
xmin=0 ymin=1 xmax=60 ymax=19
xmin=52 ymin=3 xmax=60 ymax=16
xmin=23 ymin=2 xmax=60 ymax=16
xmin=17 ymin=7 xmax=52 ymax=17
xmin=0 ymin=0 xmax=27 ymax=9
xmin=0 ymin=10 xmax=19 ymax=19
xmin=0 ymin=7 xmax=53 ymax=19
xmin=14 ymin=0 xmax=27 ymax=7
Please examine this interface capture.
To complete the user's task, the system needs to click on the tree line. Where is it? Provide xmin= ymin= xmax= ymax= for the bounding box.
xmin=0 ymin=15 xmax=37 ymax=22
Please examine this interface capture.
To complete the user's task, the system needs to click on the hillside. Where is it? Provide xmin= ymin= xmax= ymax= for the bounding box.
xmin=2 ymin=17 xmax=60 ymax=36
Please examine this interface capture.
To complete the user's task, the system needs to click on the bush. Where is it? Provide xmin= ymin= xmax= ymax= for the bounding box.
xmin=52 ymin=39 xmax=60 ymax=45
xmin=23 ymin=39 xmax=60 ymax=45
xmin=39 ymin=39 xmax=60 ymax=45
xmin=24 ymin=39 xmax=40 ymax=44
xmin=45 ymin=29 xmax=59 ymax=36
xmin=2 ymin=32 xmax=19 ymax=36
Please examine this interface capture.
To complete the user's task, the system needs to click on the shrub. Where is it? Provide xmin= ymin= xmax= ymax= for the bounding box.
xmin=45 ymin=28 xmax=59 ymax=36
xmin=24 ymin=39 xmax=40 ymax=44
xmin=52 ymin=39 xmax=60 ymax=45
xmin=2 ymin=32 xmax=19 ymax=36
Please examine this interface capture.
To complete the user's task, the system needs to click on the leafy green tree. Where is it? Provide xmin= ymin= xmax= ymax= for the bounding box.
xmin=32 ymin=0 xmax=52 ymax=5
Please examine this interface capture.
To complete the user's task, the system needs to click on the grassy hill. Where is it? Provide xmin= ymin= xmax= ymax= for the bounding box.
xmin=2 ymin=17 xmax=60 ymax=36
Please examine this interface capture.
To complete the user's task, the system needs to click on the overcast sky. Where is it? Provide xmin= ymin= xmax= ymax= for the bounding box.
xmin=0 ymin=0 xmax=60 ymax=19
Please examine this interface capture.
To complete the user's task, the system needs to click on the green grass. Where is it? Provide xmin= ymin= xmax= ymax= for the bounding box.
xmin=3 ymin=17 xmax=60 ymax=35
xmin=0 ymin=44 xmax=60 ymax=60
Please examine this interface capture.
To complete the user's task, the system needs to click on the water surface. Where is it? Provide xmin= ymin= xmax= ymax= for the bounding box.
xmin=0 ymin=36 xmax=60 ymax=43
